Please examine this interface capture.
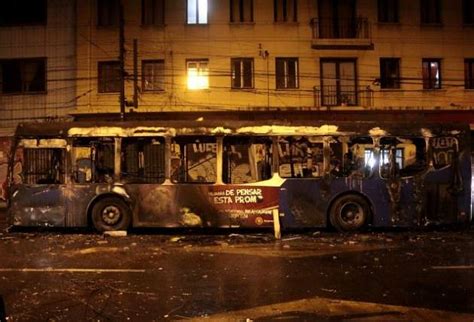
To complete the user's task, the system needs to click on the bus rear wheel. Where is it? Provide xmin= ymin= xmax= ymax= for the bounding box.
xmin=91 ymin=197 xmax=131 ymax=232
xmin=329 ymin=194 xmax=370 ymax=232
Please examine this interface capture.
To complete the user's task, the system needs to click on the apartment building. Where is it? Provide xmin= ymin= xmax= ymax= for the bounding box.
xmin=0 ymin=0 xmax=76 ymax=200
xmin=74 ymin=0 xmax=474 ymax=117
xmin=0 ymin=0 xmax=77 ymax=128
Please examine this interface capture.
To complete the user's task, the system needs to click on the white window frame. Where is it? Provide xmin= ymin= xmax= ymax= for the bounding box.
xmin=187 ymin=0 xmax=208 ymax=24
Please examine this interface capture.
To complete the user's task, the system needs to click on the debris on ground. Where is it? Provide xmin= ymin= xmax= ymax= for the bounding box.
xmin=104 ymin=231 xmax=127 ymax=237
xmin=170 ymin=237 xmax=184 ymax=242
xmin=282 ymin=236 xmax=302 ymax=242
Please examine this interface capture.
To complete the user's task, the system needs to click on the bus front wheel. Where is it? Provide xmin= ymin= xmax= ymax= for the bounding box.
xmin=91 ymin=197 xmax=131 ymax=232
xmin=329 ymin=194 xmax=370 ymax=232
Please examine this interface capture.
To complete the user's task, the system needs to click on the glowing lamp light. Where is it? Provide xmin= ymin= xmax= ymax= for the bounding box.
xmin=187 ymin=65 xmax=209 ymax=90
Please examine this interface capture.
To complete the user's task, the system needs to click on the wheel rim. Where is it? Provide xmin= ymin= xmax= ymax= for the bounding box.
xmin=101 ymin=205 xmax=122 ymax=225
xmin=339 ymin=202 xmax=365 ymax=227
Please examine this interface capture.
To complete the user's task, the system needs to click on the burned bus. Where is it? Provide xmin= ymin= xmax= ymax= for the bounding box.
xmin=6 ymin=120 xmax=471 ymax=232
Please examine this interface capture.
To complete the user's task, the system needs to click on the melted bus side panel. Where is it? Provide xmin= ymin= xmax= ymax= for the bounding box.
xmin=128 ymin=184 xmax=280 ymax=228
xmin=9 ymin=185 xmax=66 ymax=227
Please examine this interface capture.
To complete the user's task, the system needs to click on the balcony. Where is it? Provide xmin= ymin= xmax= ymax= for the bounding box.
xmin=310 ymin=17 xmax=373 ymax=50
xmin=313 ymin=86 xmax=373 ymax=109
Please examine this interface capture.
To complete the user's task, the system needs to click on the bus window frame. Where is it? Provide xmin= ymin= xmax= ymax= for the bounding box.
xmin=71 ymin=137 xmax=116 ymax=184
xmin=278 ymin=135 xmax=325 ymax=179
xmin=378 ymin=136 xmax=429 ymax=179
xmin=121 ymin=136 xmax=166 ymax=184
xmin=16 ymin=138 xmax=68 ymax=185
xmin=223 ymin=135 xmax=273 ymax=184
xmin=430 ymin=136 xmax=459 ymax=170
xmin=170 ymin=135 xmax=218 ymax=184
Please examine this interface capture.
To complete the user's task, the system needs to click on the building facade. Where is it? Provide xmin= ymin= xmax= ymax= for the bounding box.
xmin=0 ymin=0 xmax=76 ymax=201
xmin=0 ymin=0 xmax=77 ymax=127
xmin=74 ymin=0 xmax=474 ymax=116
xmin=0 ymin=0 xmax=474 ymax=201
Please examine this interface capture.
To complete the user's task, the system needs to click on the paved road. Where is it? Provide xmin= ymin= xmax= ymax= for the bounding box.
xmin=0 ymin=210 xmax=473 ymax=321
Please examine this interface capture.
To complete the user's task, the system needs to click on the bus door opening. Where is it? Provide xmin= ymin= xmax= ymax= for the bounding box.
xmin=379 ymin=136 xmax=428 ymax=225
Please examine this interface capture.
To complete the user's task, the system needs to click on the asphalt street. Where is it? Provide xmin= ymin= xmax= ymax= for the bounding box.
xmin=0 ymin=210 xmax=473 ymax=321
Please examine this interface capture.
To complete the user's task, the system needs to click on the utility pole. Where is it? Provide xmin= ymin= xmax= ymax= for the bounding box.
xmin=259 ymin=44 xmax=270 ymax=109
xmin=133 ymin=39 xmax=138 ymax=109
xmin=119 ymin=0 xmax=125 ymax=120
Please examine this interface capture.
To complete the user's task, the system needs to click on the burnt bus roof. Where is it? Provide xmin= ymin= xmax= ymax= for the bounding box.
xmin=14 ymin=120 xmax=469 ymax=138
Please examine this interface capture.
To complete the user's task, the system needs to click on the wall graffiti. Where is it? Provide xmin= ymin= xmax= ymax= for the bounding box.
xmin=432 ymin=137 xmax=457 ymax=169
xmin=0 ymin=138 xmax=11 ymax=201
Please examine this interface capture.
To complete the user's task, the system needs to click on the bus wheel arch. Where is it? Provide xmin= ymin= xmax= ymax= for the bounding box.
xmin=328 ymin=192 xmax=373 ymax=232
xmin=88 ymin=194 xmax=132 ymax=232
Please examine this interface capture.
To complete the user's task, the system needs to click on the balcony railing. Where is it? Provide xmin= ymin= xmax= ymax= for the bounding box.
xmin=310 ymin=17 xmax=373 ymax=49
xmin=313 ymin=86 xmax=373 ymax=109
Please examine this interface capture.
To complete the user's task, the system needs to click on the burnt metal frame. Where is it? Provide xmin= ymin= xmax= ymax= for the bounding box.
xmin=8 ymin=121 xmax=471 ymax=230
xmin=122 ymin=137 xmax=166 ymax=183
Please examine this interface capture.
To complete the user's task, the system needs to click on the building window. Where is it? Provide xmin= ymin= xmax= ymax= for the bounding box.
xmin=142 ymin=60 xmax=165 ymax=92
xmin=463 ymin=0 xmax=474 ymax=24
xmin=142 ymin=0 xmax=165 ymax=25
xmin=276 ymin=58 xmax=298 ymax=89
xmin=231 ymin=58 xmax=254 ymax=89
xmin=274 ymin=0 xmax=297 ymax=22
xmin=420 ymin=0 xmax=441 ymax=24
xmin=187 ymin=0 xmax=208 ymax=24
xmin=320 ymin=59 xmax=357 ymax=106
xmin=465 ymin=59 xmax=474 ymax=89
xmin=97 ymin=0 xmax=119 ymax=26
xmin=422 ymin=59 xmax=441 ymax=89
xmin=0 ymin=0 xmax=46 ymax=26
xmin=318 ymin=0 xmax=357 ymax=38
xmin=187 ymin=59 xmax=209 ymax=90
xmin=0 ymin=58 xmax=46 ymax=94
xmin=380 ymin=58 xmax=400 ymax=89
xmin=230 ymin=0 xmax=254 ymax=23
xmin=98 ymin=61 xmax=120 ymax=93
xmin=378 ymin=0 xmax=398 ymax=23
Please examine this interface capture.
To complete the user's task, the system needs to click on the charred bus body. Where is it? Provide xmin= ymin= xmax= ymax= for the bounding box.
xmin=6 ymin=120 xmax=471 ymax=232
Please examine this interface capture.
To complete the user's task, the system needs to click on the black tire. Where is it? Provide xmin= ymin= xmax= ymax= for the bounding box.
xmin=91 ymin=197 xmax=131 ymax=232
xmin=329 ymin=194 xmax=370 ymax=232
